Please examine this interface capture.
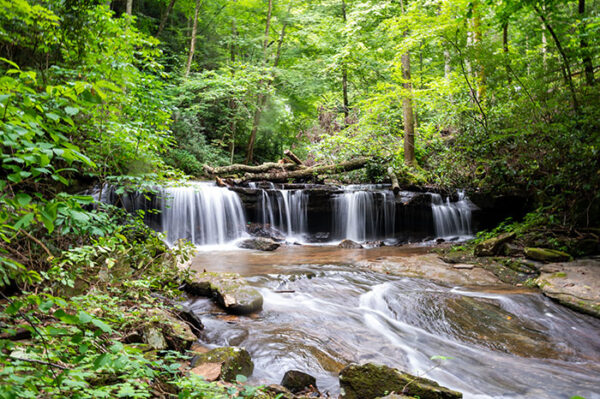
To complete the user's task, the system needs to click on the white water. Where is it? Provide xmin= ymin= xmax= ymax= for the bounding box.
xmin=333 ymin=187 xmax=396 ymax=242
xmin=255 ymin=189 xmax=309 ymax=242
xmin=431 ymin=191 xmax=472 ymax=238
xmin=161 ymin=182 xmax=246 ymax=245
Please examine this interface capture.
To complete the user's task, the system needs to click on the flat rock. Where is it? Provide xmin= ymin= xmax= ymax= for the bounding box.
xmin=536 ymin=258 xmax=600 ymax=318
xmin=190 ymin=362 xmax=222 ymax=381
xmin=237 ymin=237 xmax=280 ymax=251
xmin=339 ymin=363 xmax=462 ymax=399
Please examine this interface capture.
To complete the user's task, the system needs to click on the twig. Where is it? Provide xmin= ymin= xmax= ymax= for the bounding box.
xmin=19 ymin=229 xmax=54 ymax=259
xmin=7 ymin=355 xmax=70 ymax=370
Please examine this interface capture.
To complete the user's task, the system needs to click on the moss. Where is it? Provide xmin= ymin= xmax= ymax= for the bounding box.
xmin=524 ymin=247 xmax=572 ymax=263
xmin=192 ymin=347 xmax=254 ymax=382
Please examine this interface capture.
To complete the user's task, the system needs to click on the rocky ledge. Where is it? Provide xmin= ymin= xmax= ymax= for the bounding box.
xmin=535 ymin=257 xmax=600 ymax=318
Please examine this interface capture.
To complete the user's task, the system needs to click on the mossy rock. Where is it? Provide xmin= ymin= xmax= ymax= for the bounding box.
xmin=237 ymin=237 xmax=280 ymax=251
xmin=191 ymin=346 xmax=254 ymax=382
xmin=339 ymin=363 xmax=462 ymax=399
xmin=474 ymin=232 xmax=515 ymax=257
xmin=281 ymin=370 xmax=317 ymax=393
xmin=185 ymin=272 xmax=263 ymax=315
xmin=524 ymin=247 xmax=572 ymax=263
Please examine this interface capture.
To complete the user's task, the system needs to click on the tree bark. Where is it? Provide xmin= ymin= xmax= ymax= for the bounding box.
xmin=156 ymin=0 xmax=177 ymax=37
xmin=184 ymin=0 xmax=201 ymax=78
xmin=388 ymin=167 xmax=400 ymax=195
xmin=229 ymin=19 xmax=238 ymax=164
xmin=126 ymin=0 xmax=133 ymax=15
xmin=284 ymin=149 xmax=304 ymax=165
xmin=503 ymin=22 xmax=511 ymax=83
xmin=579 ymin=0 xmax=595 ymax=85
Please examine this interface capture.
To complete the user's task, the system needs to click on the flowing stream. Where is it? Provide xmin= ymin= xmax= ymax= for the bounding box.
xmin=187 ymin=247 xmax=600 ymax=399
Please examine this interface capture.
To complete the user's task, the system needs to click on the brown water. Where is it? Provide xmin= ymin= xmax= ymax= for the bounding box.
xmin=187 ymin=245 xmax=600 ymax=399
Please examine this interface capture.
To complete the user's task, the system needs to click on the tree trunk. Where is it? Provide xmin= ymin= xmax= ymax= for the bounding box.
xmin=126 ymin=0 xmax=133 ymax=15
xmin=503 ymin=22 xmax=511 ymax=83
xmin=184 ymin=0 xmax=201 ymax=78
xmin=341 ymin=0 xmax=349 ymax=120
xmin=284 ymin=149 xmax=304 ymax=165
xmin=579 ymin=0 xmax=595 ymax=85
xmin=239 ymin=158 xmax=369 ymax=183
xmin=229 ymin=19 xmax=238 ymax=164
xmin=401 ymin=52 xmax=416 ymax=166
xmin=534 ymin=5 xmax=579 ymax=113
xmin=204 ymin=162 xmax=302 ymax=176
xmin=388 ymin=167 xmax=400 ymax=195
xmin=156 ymin=0 xmax=177 ymax=37
xmin=473 ymin=0 xmax=485 ymax=101
xmin=444 ymin=49 xmax=451 ymax=78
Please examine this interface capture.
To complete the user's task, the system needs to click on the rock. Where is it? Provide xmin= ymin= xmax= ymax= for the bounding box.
xmin=185 ymin=272 xmax=264 ymax=315
xmin=503 ymin=243 xmax=524 ymax=257
xmin=339 ymin=239 xmax=363 ymax=249
xmin=377 ymin=395 xmax=414 ymax=399
xmin=474 ymin=232 xmax=515 ymax=257
xmin=144 ymin=327 xmax=168 ymax=351
xmin=339 ymin=363 xmax=462 ymax=399
xmin=264 ymin=384 xmax=295 ymax=399
xmin=536 ymin=258 xmax=600 ymax=318
xmin=237 ymin=237 xmax=280 ymax=251
xmin=524 ymin=247 xmax=572 ymax=263
xmin=247 ymin=223 xmax=286 ymax=242
xmin=281 ymin=370 xmax=317 ymax=393
xmin=190 ymin=347 xmax=254 ymax=382
xmin=190 ymin=362 xmax=222 ymax=381
xmin=177 ymin=305 xmax=204 ymax=337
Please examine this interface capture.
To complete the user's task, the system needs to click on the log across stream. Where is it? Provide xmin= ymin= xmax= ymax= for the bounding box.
xmin=185 ymin=245 xmax=600 ymax=399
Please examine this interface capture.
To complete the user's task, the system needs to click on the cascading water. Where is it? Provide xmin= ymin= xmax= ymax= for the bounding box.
xmin=333 ymin=186 xmax=396 ymax=242
xmin=255 ymin=187 xmax=309 ymax=241
xmin=161 ymin=182 xmax=246 ymax=245
xmin=431 ymin=191 xmax=472 ymax=238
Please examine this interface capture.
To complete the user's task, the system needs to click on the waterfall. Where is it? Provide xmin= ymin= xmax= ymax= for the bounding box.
xmin=256 ymin=188 xmax=309 ymax=240
xmin=431 ymin=190 xmax=472 ymax=238
xmin=333 ymin=187 xmax=396 ymax=242
xmin=161 ymin=183 xmax=246 ymax=245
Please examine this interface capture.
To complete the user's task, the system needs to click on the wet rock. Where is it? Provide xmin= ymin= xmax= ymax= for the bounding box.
xmin=474 ymin=232 xmax=515 ymax=257
xmin=185 ymin=272 xmax=264 ymax=315
xmin=536 ymin=258 xmax=600 ymax=318
xmin=247 ymin=223 xmax=286 ymax=241
xmin=177 ymin=305 xmax=204 ymax=337
xmin=190 ymin=346 xmax=254 ymax=382
xmin=524 ymin=247 xmax=572 ymax=263
xmin=338 ymin=239 xmax=363 ymax=249
xmin=281 ymin=370 xmax=317 ymax=393
xmin=238 ymin=237 xmax=280 ymax=251
xmin=339 ymin=363 xmax=462 ymax=399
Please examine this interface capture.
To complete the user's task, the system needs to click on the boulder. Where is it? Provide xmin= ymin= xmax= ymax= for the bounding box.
xmin=263 ymin=384 xmax=295 ymax=399
xmin=524 ymin=247 xmax=572 ymax=263
xmin=237 ymin=237 xmax=280 ymax=251
xmin=474 ymin=232 xmax=515 ymax=257
xmin=141 ymin=309 xmax=197 ymax=352
xmin=339 ymin=363 xmax=462 ymax=399
xmin=190 ymin=346 xmax=254 ymax=382
xmin=339 ymin=239 xmax=363 ymax=249
xmin=185 ymin=272 xmax=263 ymax=315
xmin=281 ymin=370 xmax=317 ymax=393
xmin=246 ymin=223 xmax=286 ymax=242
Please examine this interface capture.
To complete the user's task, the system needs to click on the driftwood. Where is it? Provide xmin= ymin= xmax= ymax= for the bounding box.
xmin=204 ymin=162 xmax=302 ymax=176
xmin=387 ymin=167 xmax=400 ymax=195
xmin=240 ymin=157 xmax=369 ymax=182
xmin=283 ymin=149 xmax=304 ymax=165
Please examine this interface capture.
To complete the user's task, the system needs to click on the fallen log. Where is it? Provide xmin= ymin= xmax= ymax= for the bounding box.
xmin=204 ymin=162 xmax=302 ymax=176
xmin=240 ymin=157 xmax=369 ymax=182
xmin=283 ymin=149 xmax=304 ymax=166
xmin=387 ymin=167 xmax=400 ymax=195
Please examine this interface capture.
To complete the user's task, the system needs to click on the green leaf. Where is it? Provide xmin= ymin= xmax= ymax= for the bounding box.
xmin=77 ymin=311 xmax=93 ymax=324
xmin=14 ymin=213 xmax=34 ymax=229
xmin=93 ymin=353 xmax=110 ymax=369
xmin=46 ymin=112 xmax=60 ymax=122
xmin=15 ymin=193 xmax=32 ymax=206
xmin=235 ymin=374 xmax=248 ymax=383
xmin=64 ymin=106 xmax=79 ymax=116
xmin=91 ymin=318 xmax=112 ymax=333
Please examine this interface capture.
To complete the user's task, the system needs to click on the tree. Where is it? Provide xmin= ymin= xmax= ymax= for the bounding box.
xmin=184 ymin=0 xmax=202 ymax=78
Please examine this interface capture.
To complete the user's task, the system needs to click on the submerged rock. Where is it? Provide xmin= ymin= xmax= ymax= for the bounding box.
xmin=339 ymin=363 xmax=462 ymax=399
xmin=474 ymin=232 xmax=515 ymax=257
xmin=338 ymin=239 xmax=363 ymax=249
xmin=238 ymin=237 xmax=281 ymax=251
xmin=524 ymin=247 xmax=572 ymax=263
xmin=185 ymin=272 xmax=263 ymax=314
xmin=281 ymin=370 xmax=317 ymax=393
xmin=190 ymin=346 xmax=254 ymax=382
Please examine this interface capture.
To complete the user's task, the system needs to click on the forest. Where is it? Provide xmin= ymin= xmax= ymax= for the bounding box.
xmin=0 ymin=0 xmax=599 ymax=398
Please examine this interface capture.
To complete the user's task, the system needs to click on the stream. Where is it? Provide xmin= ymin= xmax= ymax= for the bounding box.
xmin=187 ymin=246 xmax=600 ymax=399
